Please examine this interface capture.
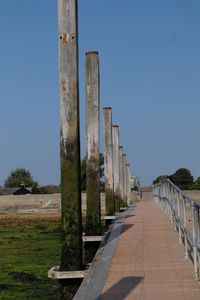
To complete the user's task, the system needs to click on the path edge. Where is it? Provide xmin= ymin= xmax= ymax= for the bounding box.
xmin=73 ymin=206 xmax=134 ymax=300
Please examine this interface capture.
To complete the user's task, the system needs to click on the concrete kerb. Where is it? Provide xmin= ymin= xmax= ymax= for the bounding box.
xmin=73 ymin=205 xmax=134 ymax=300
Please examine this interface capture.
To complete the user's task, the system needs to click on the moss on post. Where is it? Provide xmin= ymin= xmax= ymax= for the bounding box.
xmin=85 ymin=52 xmax=101 ymax=236
xmin=112 ymin=125 xmax=120 ymax=212
xmin=58 ymin=0 xmax=82 ymax=298
xmin=60 ymin=151 xmax=82 ymax=271
xmin=103 ymin=107 xmax=115 ymax=216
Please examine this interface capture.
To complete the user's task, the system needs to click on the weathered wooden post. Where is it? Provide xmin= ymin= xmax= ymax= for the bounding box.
xmin=103 ymin=107 xmax=115 ymax=215
xmin=112 ymin=125 xmax=120 ymax=212
xmin=119 ymin=146 xmax=124 ymax=206
xmin=123 ymin=154 xmax=128 ymax=206
xmin=58 ymin=0 xmax=82 ymax=297
xmin=126 ymin=164 xmax=131 ymax=205
xmin=85 ymin=51 xmax=101 ymax=235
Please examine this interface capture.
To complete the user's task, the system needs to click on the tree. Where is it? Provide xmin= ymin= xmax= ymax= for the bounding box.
xmin=153 ymin=175 xmax=168 ymax=184
xmin=190 ymin=177 xmax=200 ymax=190
xmin=169 ymin=168 xmax=194 ymax=190
xmin=4 ymin=168 xmax=37 ymax=188
xmin=31 ymin=183 xmax=49 ymax=194
xmin=81 ymin=153 xmax=104 ymax=191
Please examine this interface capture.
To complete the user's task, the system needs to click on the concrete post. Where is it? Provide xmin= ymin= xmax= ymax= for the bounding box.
xmin=58 ymin=0 xmax=82 ymax=277
xmin=112 ymin=125 xmax=120 ymax=212
xmin=103 ymin=107 xmax=115 ymax=215
xmin=85 ymin=51 xmax=101 ymax=235
xmin=123 ymin=154 xmax=127 ymax=206
xmin=119 ymin=146 xmax=124 ymax=206
xmin=126 ymin=164 xmax=131 ymax=205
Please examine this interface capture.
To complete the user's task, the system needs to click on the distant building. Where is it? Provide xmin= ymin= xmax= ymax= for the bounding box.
xmin=13 ymin=184 xmax=32 ymax=195
xmin=130 ymin=176 xmax=140 ymax=191
xmin=0 ymin=182 xmax=32 ymax=195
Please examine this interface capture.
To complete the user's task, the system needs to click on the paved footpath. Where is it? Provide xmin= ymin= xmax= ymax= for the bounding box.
xmin=100 ymin=193 xmax=200 ymax=300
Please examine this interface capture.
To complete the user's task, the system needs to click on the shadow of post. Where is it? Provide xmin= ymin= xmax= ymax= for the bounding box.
xmin=101 ymin=223 xmax=134 ymax=246
xmin=97 ymin=276 xmax=144 ymax=300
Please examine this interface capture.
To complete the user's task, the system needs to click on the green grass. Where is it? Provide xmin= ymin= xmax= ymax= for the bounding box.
xmin=0 ymin=215 xmax=61 ymax=300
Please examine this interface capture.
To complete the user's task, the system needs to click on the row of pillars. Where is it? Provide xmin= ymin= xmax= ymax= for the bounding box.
xmin=58 ymin=2 xmax=134 ymax=297
xmin=85 ymin=50 xmax=132 ymax=234
xmin=103 ymin=107 xmax=132 ymax=216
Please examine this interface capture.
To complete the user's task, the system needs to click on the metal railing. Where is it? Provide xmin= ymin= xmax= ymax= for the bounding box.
xmin=153 ymin=179 xmax=200 ymax=280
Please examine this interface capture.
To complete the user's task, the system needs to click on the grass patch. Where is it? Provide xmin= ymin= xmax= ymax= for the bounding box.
xmin=0 ymin=215 xmax=61 ymax=299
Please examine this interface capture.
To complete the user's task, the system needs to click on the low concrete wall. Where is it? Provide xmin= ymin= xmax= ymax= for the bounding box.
xmin=0 ymin=193 xmax=106 ymax=214
xmin=184 ymin=190 xmax=200 ymax=202
xmin=0 ymin=194 xmax=61 ymax=213
xmin=0 ymin=191 xmax=143 ymax=214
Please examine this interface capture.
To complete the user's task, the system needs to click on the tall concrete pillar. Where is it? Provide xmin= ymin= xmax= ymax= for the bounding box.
xmin=85 ymin=51 xmax=101 ymax=235
xmin=58 ymin=0 xmax=82 ymax=297
xmin=112 ymin=125 xmax=120 ymax=212
xmin=103 ymin=107 xmax=115 ymax=215
xmin=126 ymin=164 xmax=131 ymax=204
xmin=119 ymin=146 xmax=124 ymax=205
xmin=123 ymin=154 xmax=127 ymax=206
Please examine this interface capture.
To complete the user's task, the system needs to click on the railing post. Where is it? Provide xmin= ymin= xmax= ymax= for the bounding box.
xmin=85 ymin=51 xmax=101 ymax=235
xmin=183 ymin=196 xmax=189 ymax=259
xmin=160 ymin=185 xmax=164 ymax=211
xmin=197 ymin=208 xmax=200 ymax=275
xmin=156 ymin=185 xmax=161 ymax=208
xmin=166 ymin=182 xmax=170 ymax=216
xmin=153 ymin=185 xmax=156 ymax=202
xmin=171 ymin=186 xmax=176 ymax=230
xmin=163 ymin=182 xmax=167 ymax=214
xmin=177 ymin=192 xmax=182 ymax=244
xmin=192 ymin=201 xmax=199 ymax=279
xmin=168 ymin=184 xmax=173 ymax=222
xmin=155 ymin=186 xmax=159 ymax=205
xmin=159 ymin=186 xmax=163 ymax=209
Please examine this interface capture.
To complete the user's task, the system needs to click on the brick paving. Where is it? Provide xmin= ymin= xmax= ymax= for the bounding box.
xmin=100 ymin=193 xmax=200 ymax=300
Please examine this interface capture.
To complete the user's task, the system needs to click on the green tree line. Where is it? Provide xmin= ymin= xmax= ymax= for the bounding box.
xmin=153 ymin=167 xmax=200 ymax=190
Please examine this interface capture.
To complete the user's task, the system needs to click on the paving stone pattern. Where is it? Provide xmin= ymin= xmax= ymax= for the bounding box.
xmin=100 ymin=193 xmax=200 ymax=300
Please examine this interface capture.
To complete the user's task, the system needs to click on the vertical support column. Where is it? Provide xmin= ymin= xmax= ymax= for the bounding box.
xmin=103 ymin=107 xmax=115 ymax=215
xmin=168 ymin=184 xmax=173 ymax=222
xmin=119 ymin=146 xmax=124 ymax=206
xmin=112 ymin=125 xmax=120 ymax=212
xmin=58 ymin=1 xmax=82 ymax=298
xmin=126 ymin=164 xmax=131 ymax=205
xmin=123 ymin=154 xmax=127 ymax=206
xmin=85 ymin=51 xmax=101 ymax=235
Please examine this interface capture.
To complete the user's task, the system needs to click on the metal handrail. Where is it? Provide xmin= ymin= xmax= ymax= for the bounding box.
xmin=166 ymin=179 xmax=200 ymax=207
xmin=153 ymin=179 xmax=200 ymax=280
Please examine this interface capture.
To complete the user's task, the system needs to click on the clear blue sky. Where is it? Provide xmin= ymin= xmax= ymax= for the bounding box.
xmin=0 ymin=0 xmax=200 ymax=186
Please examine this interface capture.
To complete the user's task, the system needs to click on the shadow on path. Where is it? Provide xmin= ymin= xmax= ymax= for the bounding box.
xmin=124 ymin=214 xmax=136 ymax=218
xmin=98 ymin=276 xmax=143 ymax=300
xmin=120 ymin=223 xmax=134 ymax=234
xmin=101 ymin=223 xmax=134 ymax=246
